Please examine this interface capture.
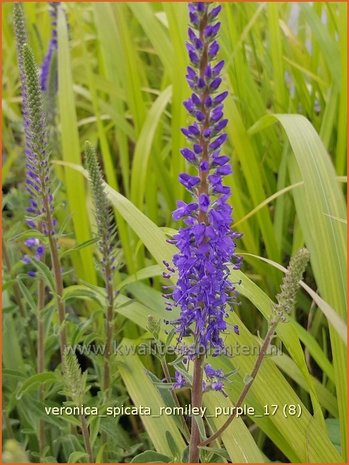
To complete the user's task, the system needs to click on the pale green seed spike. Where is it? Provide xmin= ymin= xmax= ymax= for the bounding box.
xmin=63 ymin=353 xmax=86 ymax=404
xmin=23 ymin=44 xmax=48 ymax=166
xmin=13 ymin=3 xmax=28 ymax=79
xmin=84 ymin=141 xmax=116 ymax=261
xmin=272 ymin=248 xmax=311 ymax=323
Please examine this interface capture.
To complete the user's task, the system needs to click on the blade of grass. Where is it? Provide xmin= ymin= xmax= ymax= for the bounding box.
xmin=251 ymin=112 xmax=347 ymax=459
xmin=57 ymin=8 xmax=96 ymax=284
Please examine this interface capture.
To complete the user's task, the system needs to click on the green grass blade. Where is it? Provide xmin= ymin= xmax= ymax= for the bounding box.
xmin=57 ymin=9 xmax=96 ymax=284
xmin=251 ymin=112 xmax=347 ymax=458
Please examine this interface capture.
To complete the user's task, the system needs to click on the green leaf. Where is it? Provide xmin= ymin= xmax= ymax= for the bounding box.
xmin=130 ymin=451 xmax=172 ymax=463
xmin=17 ymin=277 xmax=37 ymax=313
xmin=67 ymin=451 xmax=88 ymax=463
xmin=60 ymin=237 xmax=98 ymax=258
xmin=251 ymin=113 xmax=347 ymax=457
xmin=130 ymin=86 xmax=172 ymax=208
xmin=30 ymin=257 xmax=55 ymax=292
xmin=16 ymin=372 xmax=58 ymax=399
xmin=62 ymin=284 xmax=104 ymax=306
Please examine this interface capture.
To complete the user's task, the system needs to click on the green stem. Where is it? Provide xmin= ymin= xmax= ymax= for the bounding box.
xmin=103 ymin=267 xmax=114 ymax=392
xmin=43 ymin=195 xmax=67 ymax=363
xmin=37 ymin=278 xmax=46 ymax=461
xmin=79 ymin=414 xmax=94 ymax=463
xmin=188 ymin=355 xmax=204 ymax=463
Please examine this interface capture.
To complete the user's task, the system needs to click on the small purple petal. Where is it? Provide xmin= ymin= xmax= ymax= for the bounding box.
xmin=210 ymin=77 xmax=222 ymax=91
xmin=212 ymin=381 xmax=224 ymax=391
xmin=23 ymin=255 xmax=31 ymax=265
xmin=209 ymin=133 xmax=227 ymax=150
xmin=24 ymin=238 xmax=38 ymax=248
xmin=199 ymin=194 xmax=210 ymax=212
xmin=213 ymin=91 xmax=228 ymax=105
xmin=193 ymin=144 xmax=203 ymax=154
xmin=212 ymin=60 xmax=225 ymax=75
xmin=195 ymin=111 xmax=205 ymax=122
xmin=180 ymin=148 xmax=196 ymax=162
xmin=199 ymin=160 xmax=209 ymax=172
xmin=188 ymin=27 xmax=197 ymax=43
xmin=179 ymin=173 xmax=200 ymax=190
xmin=214 ymin=119 xmax=228 ymax=132
xmin=208 ymin=41 xmax=220 ymax=58
xmin=209 ymin=5 xmax=222 ymax=20
xmin=192 ymin=93 xmax=201 ymax=106
xmin=217 ymin=165 xmax=232 ymax=176
xmin=189 ymin=50 xmax=199 ymax=65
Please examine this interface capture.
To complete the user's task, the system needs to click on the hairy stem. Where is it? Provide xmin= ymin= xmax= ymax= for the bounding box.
xmin=101 ymin=261 xmax=115 ymax=461
xmin=79 ymin=414 xmax=94 ymax=463
xmin=43 ymin=195 xmax=67 ymax=363
xmin=103 ymin=265 xmax=114 ymax=392
xmin=189 ymin=355 xmax=204 ymax=462
xmin=199 ymin=320 xmax=278 ymax=447
xmin=37 ymin=278 xmax=46 ymax=460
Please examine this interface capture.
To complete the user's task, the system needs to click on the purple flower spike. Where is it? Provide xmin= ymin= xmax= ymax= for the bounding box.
xmin=164 ymin=2 xmax=242 ymax=365
xmin=40 ymin=3 xmax=60 ymax=91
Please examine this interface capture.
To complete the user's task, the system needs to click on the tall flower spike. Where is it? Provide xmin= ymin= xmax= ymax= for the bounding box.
xmin=272 ymin=248 xmax=311 ymax=323
xmin=13 ymin=4 xmax=27 ymax=86
xmin=40 ymin=2 xmax=60 ymax=91
xmin=23 ymin=44 xmax=54 ymax=234
xmin=84 ymin=141 xmax=118 ymax=392
xmin=19 ymin=42 xmax=67 ymax=360
xmin=84 ymin=142 xmax=117 ymax=274
xmin=13 ymin=5 xmax=31 ymax=179
xmin=166 ymin=2 xmax=241 ymax=359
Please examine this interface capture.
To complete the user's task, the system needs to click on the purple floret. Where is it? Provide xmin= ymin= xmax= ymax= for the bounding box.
xmin=172 ymin=371 xmax=187 ymax=390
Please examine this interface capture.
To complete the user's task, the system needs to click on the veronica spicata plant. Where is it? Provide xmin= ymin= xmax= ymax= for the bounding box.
xmin=14 ymin=4 xmax=67 ymax=362
xmin=166 ymin=2 xmax=241 ymax=361
xmin=163 ymin=3 xmax=241 ymax=461
xmin=85 ymin=142 xmax=118 ymax=394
